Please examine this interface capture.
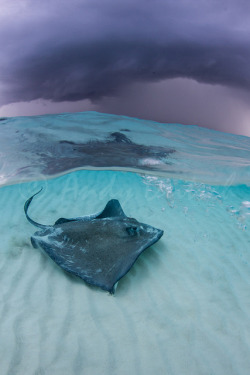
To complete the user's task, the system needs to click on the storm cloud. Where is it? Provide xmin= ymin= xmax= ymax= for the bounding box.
xmin=1 ymin=0 xmax=250 ymax=106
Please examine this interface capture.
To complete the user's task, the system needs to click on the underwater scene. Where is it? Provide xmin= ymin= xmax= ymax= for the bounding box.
xmin=0 ymin=111 xmax=250 ymax=375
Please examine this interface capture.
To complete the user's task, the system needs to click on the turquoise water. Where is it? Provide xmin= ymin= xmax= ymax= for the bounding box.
xmin=0 ymin=111 xmax=249 ymax=186
xmin=0 ymin=112 xmax=250 ymax=374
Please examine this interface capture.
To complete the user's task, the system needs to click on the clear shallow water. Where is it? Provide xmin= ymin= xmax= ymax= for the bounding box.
xmin=0 ymin=111 xmax=250 ymax=186
xmin=0 ymin=112 xmax=250 ymax=375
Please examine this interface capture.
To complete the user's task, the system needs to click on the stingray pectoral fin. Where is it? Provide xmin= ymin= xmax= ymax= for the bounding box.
xmin=24 ymin=188 xmax=49 ymax=229
xmin=96 ymin=199 xmax=126 ymax=219
xmin=54 ymin=217 xmax=78 ymax=225
xmin=57 ymin=199 xmax=127 ymax=223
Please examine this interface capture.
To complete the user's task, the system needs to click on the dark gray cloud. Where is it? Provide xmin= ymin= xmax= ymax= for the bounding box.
xmin=97 ymin=78 xmax=250 ymax=136
xmin=1 ymin=0 xmax=250 ymax=106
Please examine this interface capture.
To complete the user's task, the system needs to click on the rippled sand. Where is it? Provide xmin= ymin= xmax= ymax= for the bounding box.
xmin=0 ymin=170 xmax=249 ymax=375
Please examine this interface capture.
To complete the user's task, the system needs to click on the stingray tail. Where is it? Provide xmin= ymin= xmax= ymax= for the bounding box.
xmin=24 ymin=188 xmax=48 ymax=228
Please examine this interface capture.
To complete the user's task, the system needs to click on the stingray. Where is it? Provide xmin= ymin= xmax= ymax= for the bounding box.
xmin=24 ymin=190 xmax=164 ymax=294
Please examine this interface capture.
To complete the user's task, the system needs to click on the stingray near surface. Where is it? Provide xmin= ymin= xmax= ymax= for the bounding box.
xmin=24 ymin=190 xmax=164 ymax=294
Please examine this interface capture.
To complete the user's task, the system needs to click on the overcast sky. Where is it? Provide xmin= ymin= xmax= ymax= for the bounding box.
xmin=0 ymin=0 xmax=250 ymax=136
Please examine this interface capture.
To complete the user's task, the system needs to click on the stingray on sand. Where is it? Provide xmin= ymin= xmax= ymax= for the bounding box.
xmin=24 ymin=190 xmax=163 ymax=294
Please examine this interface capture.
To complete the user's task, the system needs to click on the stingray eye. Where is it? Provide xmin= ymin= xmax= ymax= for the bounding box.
xmin=126 ymin=226 xmax=138 ymax=236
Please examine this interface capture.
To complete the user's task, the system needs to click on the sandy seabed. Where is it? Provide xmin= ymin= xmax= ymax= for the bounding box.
xmin=0 ymin=170 xmax=250 ymax=375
